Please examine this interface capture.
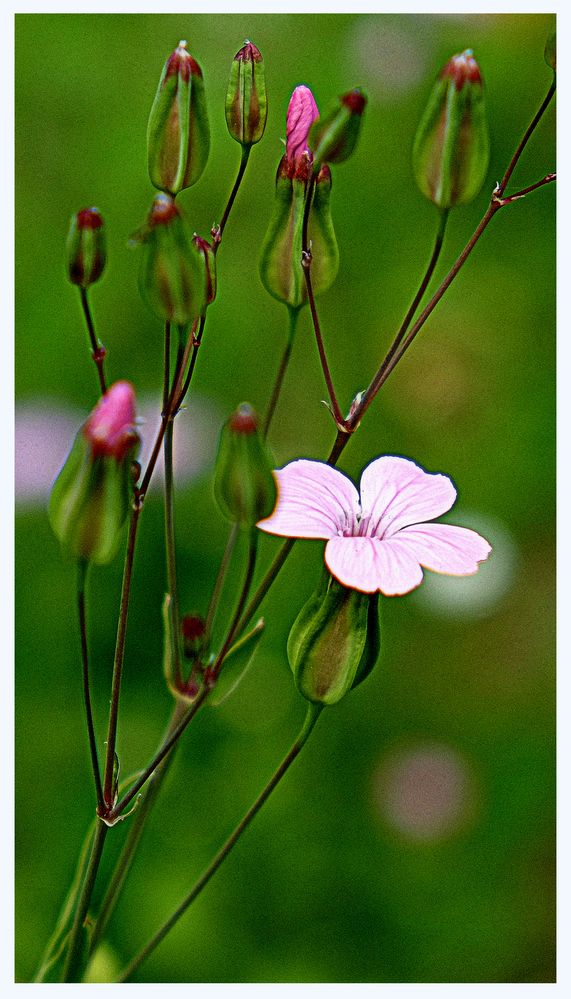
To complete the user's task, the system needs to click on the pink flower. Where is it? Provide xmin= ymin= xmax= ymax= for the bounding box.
xmin=286 ymin=85 xmax=319 ymax=170
xmin=83 ymin=381 xmax=138 ymax=461
xmin=257 ymin=456 xmax=492 ymax=595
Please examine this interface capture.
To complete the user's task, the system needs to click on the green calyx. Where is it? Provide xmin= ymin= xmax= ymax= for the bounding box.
xmin=287 ymin=574 xmax=381 ymax=706
xmin=49 ymin=430 xmax=139 ymax=566
xmin=413 ymin=51 xmax=490 ymax=209
xmin=258 ymin=159 xmax=339 ymax=309
xmin=213 ymin=404 xmax=277 ymax=529
xmin=66 ymin=210 xmax=106 ymax=288
xmin=225 ymin=40 xmax=268 ymax=147
xmin=147 ymin=41 xmax=210 ymax=196
xmin=137 ymin=195 xmax=210 ymax=324
xmin=309 ymin=88 xmax=367 ymax=168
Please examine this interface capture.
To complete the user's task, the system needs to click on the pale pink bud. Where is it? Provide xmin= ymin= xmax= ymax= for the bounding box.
xmin=286 ymin=85 xmax=319 ymax=170
xmin=84 ymin=381 xmax=138 ymax=460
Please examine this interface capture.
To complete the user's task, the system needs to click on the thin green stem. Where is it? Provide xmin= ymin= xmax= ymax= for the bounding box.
xmin=214 ymin=145 xmax=251 ymax=253
xmin=497 ymin=77 xmax=556 ymax=196
xmin=107 ymin=690 xmax=208 ymax=822
xmin=79 ymin=287 xmax=107 ymax=395
xmin=102 ymin=503 xmax=141 ymax=810
xmin=263 ymin=306 xmax=300 ymax=436
xmin=204 ymin=523 xmax=239 ymax=645
xmin=117 ymin=702 xmax=323 ymax=982
xmin=88 ymin=700 xmax=188 ymax=956
xmin=210 ymin=529 xmax=258 ymax=680
xmin=77 ymin=559 xmax=104 ymax=813
xmin=62 ymin=819 xmax=108 ymax=982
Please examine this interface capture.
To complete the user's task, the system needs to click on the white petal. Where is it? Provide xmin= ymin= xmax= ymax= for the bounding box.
xmin=359 ymin=455 xmax=457 ymax=538
xmin=257 ymin=459 xmax=360 ymax=539
xmin=396 ymin=523 xmax=492 ymax=575
xmin=325 ymin=535 xmax=424 ymax=596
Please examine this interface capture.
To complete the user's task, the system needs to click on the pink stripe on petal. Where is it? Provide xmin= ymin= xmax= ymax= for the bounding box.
xmin=325 ymin=536 xmax=424 ymax=595
xmin=395 ymin=523 xmax=492 ymax=575
xmin=359 ymin=456 xmax=457 ymax=539
xmin=257 ymin=459 xmax=360 ymax=540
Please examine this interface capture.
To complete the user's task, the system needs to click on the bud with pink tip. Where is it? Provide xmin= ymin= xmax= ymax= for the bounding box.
xmin=225 ymin=40 xmax=268 ymax=147
xmin=286 ymin=85 xmax=319 ymax=175
xmin=49 ymin=382 xmax=140 ymax=564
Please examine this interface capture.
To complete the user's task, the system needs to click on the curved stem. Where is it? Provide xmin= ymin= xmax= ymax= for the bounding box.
xmin=79 ymin=287 xmax=107 ymax=395
xmin=117 ymin=702 xmax=323 ymax=982
xmin=214 ymin=145 xmax=251 ymax=253
xmin=263 ymin=306 xmax=300 ymax=436
xmin=102 ymin=503 xmax=141 ymax=810
xmin=77 ymin=559 xmax=103 ymax=813
xmin=497 ymin=77 xmax=556 ymax=196
xmin=62 ymin=819 xmax=108 ymax=982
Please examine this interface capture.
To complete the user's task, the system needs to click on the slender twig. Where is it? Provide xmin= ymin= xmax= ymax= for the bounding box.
xmin=213 ymin=145 xmax=251 ymax=254
xmin=204 ymin=523 xmax=239 ymax=644
xmin=496 ymin=172 xmax=556 ymax=204
xmin=79 ymin=287 xmax=107 ymax=395
xmin=209 ymin=529 xmax=258 ymax=680
xmin=162 ymin=320 xmax=171 ymax=411
xmin=106 ymin=690 xmax=208 ymax=822
xmin=88 ymin=699 xmax=188 ymax=956
xmin=497 ymin=78 xmax=556 ymax=196
xmin=300 ymin=176 xmax=345 ymax=428
xmin=62 ymin=819 xmax=108 ymax=982
xmin=263 ymin=306 xmax=300 ymax=436
xmin=117 ymin=702 xmax=323 ymax=982
xmin=77 ymin=560 xmax=104 ymax=813
xmin=348 ymin=80 xmax=556 ymax=429
xmin=102 ymin=503 xmax=141 ymax=810
xmin=163 ymin=327 xmax=186 ymax=691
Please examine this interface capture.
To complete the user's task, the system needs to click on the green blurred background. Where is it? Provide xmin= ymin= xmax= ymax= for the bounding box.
xmin=15 ymin=12 xmax=555 ymax=984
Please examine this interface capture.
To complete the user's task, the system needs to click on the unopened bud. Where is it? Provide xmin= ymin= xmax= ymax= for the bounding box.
xmin=308 ymin=88 xmax=367 ymax=168
xmin=192 ymin=235 xmax=217 ymax=306
xmin=137 ymin=194 xmax=208 ymax=324
xmin=49 ymin=382 xmax=140 ymax=565
xmin=286 ymin=85 xmax=319 ymax=173
xmin=182 ymin=614 xmax=207 ymax=658
xmin=147 ymin=40 xmax=210 ymax=195
xmin=413 ymin=49 xmax=489 ymax=209
xmin=67 ymin=208 xmax=106 ymax=288
xmin=225 ymin=40 xmax=268 ymax=147
xmin=259 ymin=158 xmax=338 ymax=309
xmin=214 ymin=404 xmax=277 ymax=528
xmin=287 ymin=575 xmax=380 ymax=705
xmin=545 ymin=31 xmax=556 ymax=72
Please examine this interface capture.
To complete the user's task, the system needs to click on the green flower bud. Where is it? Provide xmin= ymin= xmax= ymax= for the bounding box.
xmin=147 ymin=40 xmax=210 ymax=196
xmin=308 ymin=88 xmax=367 ymax=168
xmin=137 ymin=194 xmax=208 ymax=324
xmin=66 ymin=208 xmax=106 ymax=288
xmin=287 ymin=574 xmax=381 ymax=706
xmin=214 ymin=404 xmax=277 ymax=528
xmin=258 ymin=158 xmax=339 ymax=309
xmin=413 ymin=49 xmax=490 ymax=209
xmin=192 ymin=234 xmax=217 ymax=307
xmin=49 ymin=382 xmax=140 ymax=565
xmin=225 ymin=40 xmax=268 ymax=147
xmin=545 ymin=31 xmax=556 ymax=72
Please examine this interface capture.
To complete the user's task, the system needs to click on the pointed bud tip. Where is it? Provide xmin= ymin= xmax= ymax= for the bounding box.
xmin=76 ymin=207 xmax=104 ymax=230
xmin=286 ymin=85 xmax=319 ymax=168
xmin=440 ymin=49 xmax=482 ymax=89
xmin=149 ymin=192 xmax=179 ymax=227
xmin=235 ymin=40 xmax=262 ymax=62
xmin=229 ymin=403 xmax=258 ymax=434
xmin=164 ymin=40 xmax=202 ymax=82
xmin=341 ymin=88 xmax=367 ymax=115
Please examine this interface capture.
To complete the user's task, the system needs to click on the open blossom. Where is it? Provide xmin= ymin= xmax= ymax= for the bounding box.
xmin=258 ymin=455 xmax=491 ymax=595
xmin=286 ymin=85 xmax=319 ymax=171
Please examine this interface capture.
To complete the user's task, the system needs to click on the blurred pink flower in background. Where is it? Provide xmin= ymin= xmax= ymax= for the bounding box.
xmin=15 ymin=395 xmax=220 ymax=505
xmin=258 ymin=455 xmax=491 ymax=595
